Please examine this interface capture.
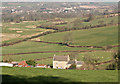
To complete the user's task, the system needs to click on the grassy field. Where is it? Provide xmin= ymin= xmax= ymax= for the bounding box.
xmin=3 ymin=51 xmax=114 ymax=64
xmin=41 ymin=16 xmax=118 ymax=30
xmin=2 ymin=41 xmax=101 ymax=54
xmin=38 ymin=25 xmax=118 ymax=46
xmin=2 ymin=20 xmax=53 ymax=44
xmin=1 ymin=67 xmax=118 ymax=83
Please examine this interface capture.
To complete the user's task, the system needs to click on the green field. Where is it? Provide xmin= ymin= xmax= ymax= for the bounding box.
xmin=1 ymin=67 xmax=118 ymax=83
xmin=38 ymin=25 xmax=118 ymax=46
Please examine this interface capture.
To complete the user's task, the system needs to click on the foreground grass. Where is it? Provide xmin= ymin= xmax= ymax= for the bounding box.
xmin=1 ymin=67 xmax=118 ymax=83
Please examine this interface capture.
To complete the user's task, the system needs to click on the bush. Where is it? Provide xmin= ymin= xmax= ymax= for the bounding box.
xmin=26 ymin=60 xmax=37 ymax=66
xmin=69 ymin=64 xmax=76 ymax=69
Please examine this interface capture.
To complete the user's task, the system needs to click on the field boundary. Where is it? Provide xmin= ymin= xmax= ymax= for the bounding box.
xmin=2 ymin=49 xmax=117 ymax=56
xmin=32 ymin=40 xmax=120 ymax=50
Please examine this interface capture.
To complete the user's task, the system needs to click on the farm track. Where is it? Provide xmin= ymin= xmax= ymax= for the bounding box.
xmin=2 ymin=49 xmax=116 ymax=56
xmin=1 ymin=24 xmax=118 ymax=47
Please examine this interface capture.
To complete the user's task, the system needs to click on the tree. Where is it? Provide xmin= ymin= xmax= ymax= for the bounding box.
xmin=69 ymin=64 xmax=76 ymax=69
xmin=69 ymin=52 xmax=78 ymax=61
xmin=103 ymin=46 xmax=113 ymax=50
xmin=3 ymin=58 xmax=13 ymax=63
xmin=106 ymin=51 xmax=120 ymax=70
xmin=26 ymin=60 xmax=37 ymax=66
xmin=98 ymin=20 xmax=104 ymax=25
xmin=63 ymin=32 xmax=73 ymax=45
xmin=83 ymin=55 xmax=100 ymax=70
xmin=73 ymin=18 xmax=83 ymax=29
xmin=84 ymin=14 xmax=94 ymax=22
xmin=110 ymin=20 xmax=114 ymax=24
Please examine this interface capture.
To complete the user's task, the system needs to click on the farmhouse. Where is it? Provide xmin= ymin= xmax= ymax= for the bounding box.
xmin=53 ymin=55 xmax=70 ymax=69
xmin=53 ymin=55 xmax=84 ymax=69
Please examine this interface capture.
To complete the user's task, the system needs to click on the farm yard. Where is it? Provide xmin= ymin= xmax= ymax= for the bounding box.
xmin=1 ymin=2 xmax=119 ymax=83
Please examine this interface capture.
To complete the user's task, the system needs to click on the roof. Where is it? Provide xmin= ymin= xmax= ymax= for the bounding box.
xmin=76 ymin=61 xmax=84 ymax=65
xmin=36 ymin=64 xmax=46 ymax=66
xmin=53 ymin=55 xmax=69 ymax=61
xmin=0 ymin=63 xmax=13 ymax=67
xmin=11 ymin=62 xmax=18 ymax=64
xmin=18 ymin=61 xmax=28 ymax=65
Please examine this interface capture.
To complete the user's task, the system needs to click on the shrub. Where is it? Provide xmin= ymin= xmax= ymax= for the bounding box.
xmin=26 ymin=60 xmax=37 ymax=66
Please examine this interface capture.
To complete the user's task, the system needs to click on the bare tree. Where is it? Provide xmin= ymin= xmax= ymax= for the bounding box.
xmin=83 ymin=55 xmax=100 ymax=70
xmin=69 ymin=52 xmax=79 ymax=61
xmin=63 ymin=32 xmax=73 ymax=45
xmin=106 ymin=51 xmax=120 ymax=70
xmin=73 ymin=18 xmax=83 ymax=29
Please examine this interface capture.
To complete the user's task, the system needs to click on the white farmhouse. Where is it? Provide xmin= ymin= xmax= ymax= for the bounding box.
xmin=53 ymin=55 xmax=70 ymax=69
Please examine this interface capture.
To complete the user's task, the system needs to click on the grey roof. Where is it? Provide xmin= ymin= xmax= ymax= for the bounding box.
xmin=76 ymin=61 xmax=84 ymax=65
xmin=53 ymin=56 xmax=68 ymax=61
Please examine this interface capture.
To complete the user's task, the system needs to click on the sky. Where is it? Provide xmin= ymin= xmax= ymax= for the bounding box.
xmin=1 ymin=0 xmax=120 ymax=2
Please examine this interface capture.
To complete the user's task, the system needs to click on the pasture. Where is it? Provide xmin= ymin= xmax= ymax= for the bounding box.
xmin=1 ymin=67 xmax=118 ymax=83
xmin=38 ymin=25 xmax=118 ymax=46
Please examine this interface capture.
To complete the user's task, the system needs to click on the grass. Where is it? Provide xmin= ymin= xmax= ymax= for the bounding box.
xmin=2 ymin=41 xmax=100 ymax=54
xmin=2 ymin=20 xmax=52 ymax=43
xmin=38 ymin=25 xmax=118 ymax=46
xmin=1 ymin=67 xmax=118 ymax=82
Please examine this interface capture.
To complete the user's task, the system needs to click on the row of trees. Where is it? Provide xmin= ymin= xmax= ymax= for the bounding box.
xmin=2 ymin=51 xmax=120 ymax=70
xmin=68 ymin=51 xmax=120 ymax=70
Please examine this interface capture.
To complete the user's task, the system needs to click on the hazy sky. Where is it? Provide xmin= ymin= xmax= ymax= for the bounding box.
xmin=1 ymin=0 xmax=120 ymax=2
